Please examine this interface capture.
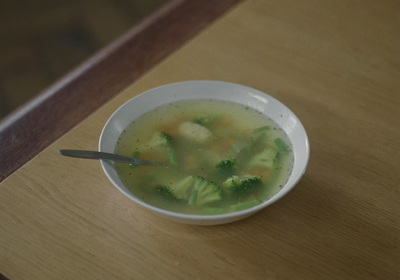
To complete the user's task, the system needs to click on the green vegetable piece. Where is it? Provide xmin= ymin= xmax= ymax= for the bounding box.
xmin=159 ymin=132 xmax=172 ymax=142
xmin=144 ymin=132 xmax=172 ymax=150
xmin=253 ymin=125 xmax=271 ymax=133
xmin=139 ymin=131 xmax=177 ymax=164
xmin=222 ymin=175 xmax=262 ymax=197
xmin=248 ymin=146 xmax=279 ymax=168
xmin=132 ymin=151 xmax=141 ymax=158
xmin=155 ymin=185 xmax=178 ymax=201
xmin=274 ymin=138 xmax=289 ymax=153
xmin=167 ymin=147 xmax=178 ymax=165
xmin=188 ymin=189 xmax=198 ymax=205
xmin=237 ymin=176 xmax=263 ymax=195
xmin=193 ymin=115 xmax=222 ymax=126
xmin=169 ymin=176 xmax=195 ymax=200
xmin=222 ymin=175 xmax=240 ymax=194
xmin=230 ymin=199 xmax=262 ymax=211
xmin=192 ymin=176 xmax=223 ymax=205
xmin=216 ymin=158 xmax=236 ymax=175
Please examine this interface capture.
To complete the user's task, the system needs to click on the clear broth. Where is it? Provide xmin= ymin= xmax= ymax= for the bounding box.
xmin=115 ymin=99 xmax=294 ymax=215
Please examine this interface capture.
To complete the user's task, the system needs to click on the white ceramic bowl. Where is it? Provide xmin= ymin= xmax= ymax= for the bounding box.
xmin=99 ymin=81 xmax=310 ymax=225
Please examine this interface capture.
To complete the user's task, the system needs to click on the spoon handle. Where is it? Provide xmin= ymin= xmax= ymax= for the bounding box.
xmin=59 ymin=149 xmax=156 ymax=165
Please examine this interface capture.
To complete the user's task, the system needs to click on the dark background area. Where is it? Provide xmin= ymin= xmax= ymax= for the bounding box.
xmin=0 ymin=0 xmax=169 ymax=119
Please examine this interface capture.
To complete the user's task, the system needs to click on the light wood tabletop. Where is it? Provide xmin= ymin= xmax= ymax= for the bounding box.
xmin=1 ymin=0 xmax=399 ymax=279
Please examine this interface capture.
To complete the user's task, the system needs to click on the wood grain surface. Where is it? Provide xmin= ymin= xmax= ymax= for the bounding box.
xmin=0 ymin=0 xmax=241 ymax=181
xmin=0 ymin=0 xmax=399 ymax=279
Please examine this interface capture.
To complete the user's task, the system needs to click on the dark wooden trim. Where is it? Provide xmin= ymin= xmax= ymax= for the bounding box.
xmin=0 ymin=272 xmax=9 ymax=280
xmin=0 ymin=0 xmax=241 ymax=181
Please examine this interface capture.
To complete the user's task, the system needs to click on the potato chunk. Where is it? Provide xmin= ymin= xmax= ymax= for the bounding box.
xmin=178 ymin=121 xmax=213 ymax=143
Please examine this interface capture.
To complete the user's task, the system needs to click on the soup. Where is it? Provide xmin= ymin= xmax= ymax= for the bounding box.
xmin=115 ymin=99 xmax=294 ymax=215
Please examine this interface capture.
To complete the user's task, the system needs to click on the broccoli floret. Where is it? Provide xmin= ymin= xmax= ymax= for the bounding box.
xmin=159 ymin=175 xmax=222 ymax=205
xmin=222 ymin=175 xmax=240 ymax=194
xmin=178 ymin=121 xmax=213 ymax=143
xmin=238 ymin=176 xmax=263 ymax=195
xmin=190 ymin=176 xmax=223 ymax=205
xmin=222 ymin=175 xmax=262 ymax=196
xmin=155 ymin=185 xmax=179 ymax=201
xmin=215 ymin=158 xmax=236 ymax=175
xmin=143 ymin=132 xmax=172 ymax=150
xmin=159 ymin=131 xmax=172 ymax=141
xmin=247 ymin=146 xmax=279 ymax=168
xmin=169 ymin=175 xmax=195 ymax=200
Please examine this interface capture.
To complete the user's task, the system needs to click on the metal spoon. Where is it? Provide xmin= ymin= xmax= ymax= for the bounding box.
xmin=59 ymin=149 xmax=162 ymax=165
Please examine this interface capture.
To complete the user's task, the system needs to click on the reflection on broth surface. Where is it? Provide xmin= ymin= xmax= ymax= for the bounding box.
xmin=115 ymin=99 xmax=294 ymax=215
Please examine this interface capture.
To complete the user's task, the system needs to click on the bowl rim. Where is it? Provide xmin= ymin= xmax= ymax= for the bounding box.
xmin=99 ymin=80 xmax=310 ymax=223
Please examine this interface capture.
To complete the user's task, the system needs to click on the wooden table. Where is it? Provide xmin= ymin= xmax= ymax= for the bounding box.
xmin=1 ymin=0 xmax=399 ymax=279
